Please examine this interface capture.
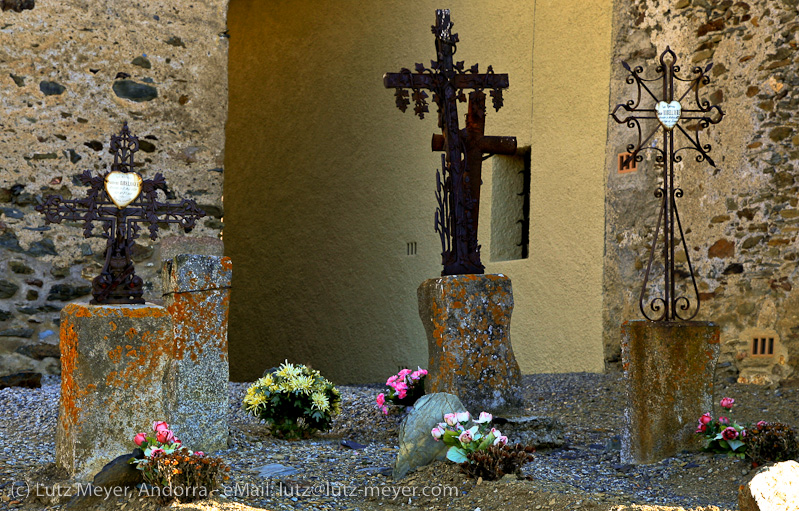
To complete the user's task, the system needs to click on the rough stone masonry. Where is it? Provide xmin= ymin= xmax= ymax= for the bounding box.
xmin=605 ymin=0 xmax=799 ymax=386
xmin=0 ymin=0 xmax=228 ymax=378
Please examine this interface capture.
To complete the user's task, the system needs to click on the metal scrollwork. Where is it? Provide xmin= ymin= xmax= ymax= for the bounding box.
xmin=610 ymin=47 xmax=724 ymax=322
xmin=35 ymin=122 xmax=205 ymax=305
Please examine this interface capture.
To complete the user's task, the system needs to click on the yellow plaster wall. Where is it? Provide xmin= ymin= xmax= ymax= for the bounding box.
xmin=226 ymin=0 xmax=612 ymax=383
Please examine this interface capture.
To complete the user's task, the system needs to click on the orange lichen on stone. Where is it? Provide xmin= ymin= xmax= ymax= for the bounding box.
xmin=166 ymin=288 xmax=229 ymax=363
xmin=221 ymin=257 xmax=233 ymax=270
xmin=59 ymin=316 xmax=81 ymax=431
xmin=109 ymin=321 xmax=117 ymax=331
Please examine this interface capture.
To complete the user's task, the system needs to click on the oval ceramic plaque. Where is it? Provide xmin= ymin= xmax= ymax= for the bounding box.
xmin=105 ymin=171 xmax=143 ymax=209
xmin=656 ymin=100 xmax=681 ymax=130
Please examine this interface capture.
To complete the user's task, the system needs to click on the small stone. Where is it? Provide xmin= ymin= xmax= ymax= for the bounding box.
xmin=39 ymin=81 xmax=66 ymax=96
xmin=67 ymin=149 xmax=82 ymax=164
xmin=165 ymin=36 xmax=186 ymax=47
xmin=492 ymin=416 xmax=566 ymax=448
xmin=255 ymin=464 xmax=299 ymax=478
xmin=0 ymin=328 xmax=34 ymax=338
xmin=112 ymin=80 xmax=158 ymax=102
xmin=723 ymin=263 xmax=744 ymax=275
xmin=92 ymin=450 xmax=144 ymax=489
xmin=10 ymin=74 xmax=25 ymax=87
xmin=708 ymin=239 xmax=734 ymax=259
xmin=138 ymin=140 xmax=156 ymax=153
xmin=0 ymin=372 xmax=41 ymax=389
xmin=675 ymin=0 xmax=690 ymax=7
xmin=27 ymin=239 xmax=57 ymax=257
xmin=84 ymin=141 xmax=103 ymax=152
xmin=769 ymin=127 xmax=793 ymax=143
xmin=25 ymin=289 xmax=39 ymax=300
xmin=46 ymin=283 xmax=91 ymax=301
xmin=742 ymin=236 xmax=764 ymax=249
xmin=15 ymin=342 xmax=59 ymax=360
xmin=393 ymin=393 xmax=466 ymax=480
xmin=131 ymin=56 xmax=151 ymax=69
xmin=9 ymin=261 xmax=33 ymax=274
xmin=746 ymin=86 xmax=760 ymax=97
xmin=0 ymin=279 xmax=19 ymax=299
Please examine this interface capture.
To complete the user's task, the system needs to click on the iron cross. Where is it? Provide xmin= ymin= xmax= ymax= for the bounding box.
xmin=36 ymin=123 xmax=205 ymax=305
xmin=384 ymin=9 xmax=516 ymax=276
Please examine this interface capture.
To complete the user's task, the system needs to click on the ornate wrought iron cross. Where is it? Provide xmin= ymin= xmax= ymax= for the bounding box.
xmin=384 ymin=9 xmax=517 ymax=276
xmin=611 ymin=47 xmax=724 ymax=322
xmin=36 ymin=123 xmax=205 ymax=305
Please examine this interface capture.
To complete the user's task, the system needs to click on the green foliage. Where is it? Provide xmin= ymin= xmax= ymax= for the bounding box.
xmin=743 ymin=422 xmax=799 ymax=466
xmin=242 ymin=361 xmax=342 ymax=439
xmin=460 ymin=444 xmax=535 ymax=481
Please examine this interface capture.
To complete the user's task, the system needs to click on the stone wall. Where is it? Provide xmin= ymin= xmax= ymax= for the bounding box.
xmin=605 ymin=0 xmax=799 ymax=386
xmin=0 ymin=0 xmax=228 ymax=377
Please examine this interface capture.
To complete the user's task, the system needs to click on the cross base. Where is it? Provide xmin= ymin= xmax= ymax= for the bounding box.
xmin=91 ymin=256 xmax=144 ymax=305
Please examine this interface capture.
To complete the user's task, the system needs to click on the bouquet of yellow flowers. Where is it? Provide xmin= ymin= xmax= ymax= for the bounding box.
xmin=243 ymin=361 xmax=342 ymax=439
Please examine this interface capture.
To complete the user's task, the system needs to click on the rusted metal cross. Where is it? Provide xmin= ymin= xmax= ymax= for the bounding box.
xmin=384 ymin=9 xmax=516 ymax=276
xmin=36 ymin=123 xmax=205 ymax=305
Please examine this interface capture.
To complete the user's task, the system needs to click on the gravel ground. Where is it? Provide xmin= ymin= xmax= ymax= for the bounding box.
xmin=0 ymin=372 xmax=796 ymax=511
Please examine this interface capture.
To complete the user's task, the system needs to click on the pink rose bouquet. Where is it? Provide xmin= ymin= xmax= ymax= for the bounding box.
xmin=375 ymin=367 xmax=427 ymax=414
xmin=695 ymin=397 xmax=751 ymax=458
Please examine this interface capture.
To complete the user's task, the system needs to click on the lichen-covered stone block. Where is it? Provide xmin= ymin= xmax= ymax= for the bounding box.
xmin=418 ymin=274 xmax=522 ymax=414
xmin=621 ymin=320 xmax=720 ymax=464
xmin=56 ymin=303 xmax=173 ymax=480
xmin=162 ymin=254 xmax=232 ymax=452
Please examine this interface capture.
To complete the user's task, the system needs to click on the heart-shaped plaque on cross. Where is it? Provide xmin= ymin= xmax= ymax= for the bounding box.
xmin=104 ymin=171 xmax=143 ymax=209
xmin=655 ymin=100 xmax=681 ymax=130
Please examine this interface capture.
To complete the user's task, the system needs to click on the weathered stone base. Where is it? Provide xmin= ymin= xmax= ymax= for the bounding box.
xmin=418 ymin=274 xmax=522 ymax=414
xmin=621 ymin=320 xmax=720 ymax=464
xmin=56 ymin=303 xmax=173 ymax=480
xmin=162 ymin=254 xmax=232 ymax=452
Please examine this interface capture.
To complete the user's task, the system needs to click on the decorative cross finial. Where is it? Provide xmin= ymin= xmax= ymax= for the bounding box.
xmin=36 ymin=123 xmax=206 ymax=305
xmin=611 ymin=47 xmax=724 ymax=322
xmin=384 ymin=10 xmax=516 ymax=276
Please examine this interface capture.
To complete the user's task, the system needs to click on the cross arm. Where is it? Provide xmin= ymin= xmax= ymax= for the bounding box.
xmin=383 ymin=72 xmax=509 ymax=91
xmin=383 ymin=72 xmax=436 ymax=90
xmin=432 ymin=134 xmax=516 ymax=155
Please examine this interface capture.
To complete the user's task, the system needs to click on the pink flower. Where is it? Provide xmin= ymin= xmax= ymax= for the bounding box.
xmin=475 ymin=412 xmax=493 ymax=424
xmin=718 ymin=416 xmax=730 ymax=425
xmin=156 ymin=429 xmax=175 ymax=444
xmin=720 ymin=397 xmax=735 ymax=410
xmin=722 ymin=427 xmax=738 ymax=441
xmin=696 ymin=423 xmax=707 ymax=433
xmin=380 ymin=405 xmax=388 ymax=415
xmin=431 ymin=426 xmax=445 ymax=441
xmin=397 ymin=389 xmax=407 ymax=399
xmin=444 ymin=413 xmax=458 ymax=426
xmin=458 ymin=430 xmax=473 ymax=444
xmin=699 ymin=413 xmax=712 ymax=425
xmin=376 ymin=393 xmax=385 ymax=407
xmin=149 ymin=448 xmax=165 ymax=457
xmin=757 ymin=421 xmax=768 ymax=429
xmin=493 ymin=435 xmax=508 ymax=446
xmin=194 ymin=451 xmax=205 ymax=457
xmin=411 ymin=370 xmax=424 ymax=380
xmin=152 ymin=421 xmax=169 ymax=433
xmin=386 ymin=375 xmax=398 ymax=386
xmin=398 ymin=368 xmax=413 ymax=378
xmin=133 ymin=433 xmax=147 ymax=446
xmin=489 ymin=427 xmax=503 ymax=439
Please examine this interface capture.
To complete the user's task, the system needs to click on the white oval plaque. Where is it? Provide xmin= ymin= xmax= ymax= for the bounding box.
xmin=656 ymin=100 xmax=681 ymax=130
xmin=105 ymin=171 xmax=143 ymax=209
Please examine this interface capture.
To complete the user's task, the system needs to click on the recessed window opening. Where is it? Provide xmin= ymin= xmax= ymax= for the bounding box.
xmin=752 ymin=337 xmax=775 ymax=356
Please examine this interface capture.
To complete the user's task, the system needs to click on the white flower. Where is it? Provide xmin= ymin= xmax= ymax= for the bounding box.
xmin=455 ymin=411 xmax=470 ymax=423
xmin=474 ymin=412 xmax=493 ymax=424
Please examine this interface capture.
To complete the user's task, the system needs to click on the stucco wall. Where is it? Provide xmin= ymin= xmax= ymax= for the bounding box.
xmin=0 ymin=0 xmax=227 ymax=376
xmin=605 ymin=0 xmax=799 ymax=386
xmin=226 ymin=0 xmax=612 ymax=383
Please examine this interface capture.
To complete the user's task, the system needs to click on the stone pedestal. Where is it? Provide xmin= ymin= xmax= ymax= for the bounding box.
xmin=56 ymin=303 xmax=173 ymax=480
xmin=162 ymin=254 xmax=232 ymax=452
xmin=621 ymin=320 xmax=720 ymax=464
xmin=418 ymin=274 xmax=522 ymax=414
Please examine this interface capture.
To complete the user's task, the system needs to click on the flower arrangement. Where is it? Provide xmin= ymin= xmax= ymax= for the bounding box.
xmin=431 ymin=411 xmax=507 ymax=463
xmin=243 ymin=360 xmax=342 ymax=439
xmin=375 ymin=367 xmax=427 ymax=414
xmin=695 ymin=397 xmax=746 ymax=458
xmin=743 ymin=421 xmax=799 ymax=466
xmin=130 ymin=421 xmax=229 ymax=504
